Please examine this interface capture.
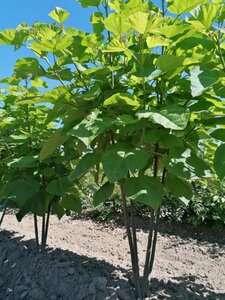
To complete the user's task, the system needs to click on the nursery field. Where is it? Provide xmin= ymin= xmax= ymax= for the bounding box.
xmin=0 ymin=214 xmax=225 ymax=300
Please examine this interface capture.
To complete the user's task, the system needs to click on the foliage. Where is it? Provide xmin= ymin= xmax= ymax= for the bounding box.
xmin=162 ymin=182 xmax=225 ymax=227
xmin=0 ymin=0 xmax=225 ymax=296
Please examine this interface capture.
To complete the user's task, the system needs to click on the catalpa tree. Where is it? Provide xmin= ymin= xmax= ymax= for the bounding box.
xmin=0 ymin=0 xmax=225 ymax=297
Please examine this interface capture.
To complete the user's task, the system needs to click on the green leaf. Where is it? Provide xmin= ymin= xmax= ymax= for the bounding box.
xmin=46 ymin=177 xmax=72 ymax=196
xmin=14 ymin=57 xmax=44 ymax=79
xmin=51 ymin=202 xmax=65 ymax=220
xmin=61 ymin=188 xmax=82 ymax=213
xmin=167 ymin=0 xmax=207 ymax=15
xmin=6 ymin=179 xmax=40 ymax=204
xmin=211 ymin=129 xmax=225 ymax=142
xmin=190 ymin=66 xmax=219 ymax=97
xmin=213 ymin=144 xmax=225 ymax=180
xmin=68 ymin=111 xmax=112 ymax=146
xmin=165 ymin=173 xmax=193 ymax=199
xmin=77 ymin=0 xmax=103 ymax=7
xmin=103 ymin=93 xmax=140 ymax=109
xmin=48 ymin=7 xmax=70 ymax=23
xmin=91 ymin=12 xmax=104 ymax=34
xmin=102 ymin=145 xmax=148 ymax=183
xmin=69 ymin=152 xmax=102 ymax=181
xmin=104 ymin=13 xmax=130 ymax=36
xmin=128 ymin=12 xmax=149 ymax=34
xmin=40 ymin=129 xmax=70 ymax=161
xmin=146 ymin=36 xmax=171 ymax=48
xmin=93 ymin=182 xmax=114 ymax=207
xmin=124 ymin=176 xmax=163 ymax=210
xmin=104 ymin=39 xmax=129 ymax=53
xmin=137 ymin=105 xmax=189 ymax=130
xmin=163 ymin=147 xmax=212 ymax=179
xmin=155 ymin=55 xmax=185 ymax=72
xmin=189 ymin=2 xmax=223 ymax=30
xmin=7 ymin=156 xmax=37 ymax=168
xmin=16 ymin=190 xmax=52 ymax=221
xmin=0 ymin=29 xmax=28 ymax=49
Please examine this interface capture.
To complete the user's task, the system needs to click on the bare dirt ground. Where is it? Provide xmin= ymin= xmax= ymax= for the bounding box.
xmin=0 ymin=213 xmax=225 ymax=300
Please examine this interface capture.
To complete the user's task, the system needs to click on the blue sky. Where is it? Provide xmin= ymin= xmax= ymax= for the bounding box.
xmin=0 ymin=0 xmax=162 ymax=78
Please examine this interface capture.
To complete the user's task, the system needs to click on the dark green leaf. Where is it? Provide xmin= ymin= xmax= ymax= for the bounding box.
xmin=40 ymin=129 xmax=70 ymax=161
xmin=69 ymin=152 xmax=101 ymax=181
xmin=61 ymin=188 xmax=82 ymax=213
xmin=93 ymin=182 xmax=114 ymax=207
xmin=102 ymin=145 xmax=148 ymax=183
xmin=213 ymin=144 xmax=225 ymax=180
xmin=124 ymin=176 xmax=163 ymax=210
xmin=165 ymin=173 xmax=193 ymax=199
xmin=46 ymin=177 xmax=72 ymax=196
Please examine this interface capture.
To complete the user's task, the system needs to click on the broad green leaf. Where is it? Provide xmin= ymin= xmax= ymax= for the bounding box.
xmin=91 ymin=12 xmax=104 ymax=34
xmin=159 ymin=134 xmax=183 ymax=148
xmin=77 ymin=0 xmax=103 ymax=7
xmin=190 ymin=66 xmax=219 ymax=97
xmin=146 ymin=36 xmax=171 ymax=48
xmin=48 ymin=7 xmax=70 ymax=23
xmin=155 ymin=55 xmax=185 ymax=72
xmin=51 ymin=202 xmax=65 ymax=220
xmin=16 ymin=191 xmax=52 ymax=222
xmin=102 ymin=145 xmax=148 ymax=183
xmin=211 ymin=129 xmax=225 ymax=142
xmin=69 ymin=152 xmax=102 ymax=181
xmin=103 ymin=93 xmax=140 ymax=109
xmin=137 ymin=105 xmax=189 ymax=130
xmin=189 ymin=2 xmax=223 ymax=30
xmin=213 ymin=144 xmax=225 ymax=180
xmin=124 ymin=176 xmax=163 ymax=210
xmin=128 ymin=12 xmax=160 ymax=34
xmin=68 ymin=111 xmax=112 ymax=146
xmin=165 ymin=173 xmax=193 ymax=199
xmin=7 ymin=156 xmax=37 ymax=168
xmin=61 ymin=188 xmax=82 ymax=213
xmin=163 ymin=147 xmax=212 ymax=179
xmin=6 ymin=179 xmax=40 ymax=204
xmin=104 ymin=39 xmax=129 ymax=53
xmin=14 ymin=57 xmax=44 ymax=79
xmin=167 ymin=0 xmax=207 ymax=15
xmin=40 ymin=129 xmax=70 ymax=161
xmin=128 ymin=12 xmax=149 ymax=34
xmin=46 ymin=177 xmax=72 ymax=196
xmin=0 ymin=29 xmax=28 ymax=49
xmin=104 ymin=13 xmax=130 ymax=36
xmin=93 ymin=182 xmax=114 ymax=207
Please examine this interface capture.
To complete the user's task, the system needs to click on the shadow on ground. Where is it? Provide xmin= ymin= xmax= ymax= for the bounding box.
xmin=0 ymin=229 xmax=224 ymax=300
xmin=148 ymin=276 xmax=225 ymax=300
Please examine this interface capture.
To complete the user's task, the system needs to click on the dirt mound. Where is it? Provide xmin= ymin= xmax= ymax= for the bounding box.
xmin=0 ymin=214 xmax=225 ymax=299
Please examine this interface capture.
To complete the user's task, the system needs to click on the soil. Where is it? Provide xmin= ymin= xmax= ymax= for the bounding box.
xmin=0 ymin=213 xmax=225 ymax=300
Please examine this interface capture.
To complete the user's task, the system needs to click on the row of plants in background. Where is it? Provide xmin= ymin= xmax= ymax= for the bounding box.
xmin=0 ymin=0 xmax=225 ymax=297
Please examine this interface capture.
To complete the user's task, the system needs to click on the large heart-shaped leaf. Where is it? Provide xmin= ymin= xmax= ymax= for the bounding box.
xmin=124 ymin=176 xmax=163 ymax=210
xmin=102 ymin=145 xmax=148 ymax=183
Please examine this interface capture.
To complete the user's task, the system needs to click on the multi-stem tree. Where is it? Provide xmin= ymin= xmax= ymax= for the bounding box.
xmin=0 ymin=0 xmax=225 ymax=297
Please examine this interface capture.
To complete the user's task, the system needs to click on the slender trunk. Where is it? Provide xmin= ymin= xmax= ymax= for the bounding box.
xmin=34 ymin=214 xmax=39 ymax=251
xmin=0 ymin=207 xmax=7 ymax=227
xmin=119 ymin=184 xmax=142 ymax=298
xmin=41 ymin=213 xmax=46 ymax=252
xmin=42 ymin=205 xmax=51 ymax=250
